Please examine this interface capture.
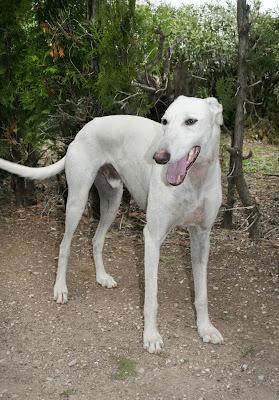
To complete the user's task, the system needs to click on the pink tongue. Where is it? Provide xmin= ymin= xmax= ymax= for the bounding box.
xmin=166 ymin=156 xmax=189 ymax=186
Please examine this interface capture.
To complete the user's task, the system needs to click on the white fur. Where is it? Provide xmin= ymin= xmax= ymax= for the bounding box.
xmin=0 ymin=96 xmax=224 ymax=353
xmin=0 ymin=156 xmax=65 ymax=179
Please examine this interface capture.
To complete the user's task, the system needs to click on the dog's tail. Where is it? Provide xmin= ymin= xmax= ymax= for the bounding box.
xmin=0 ymin=156 xmax=66 ymax=180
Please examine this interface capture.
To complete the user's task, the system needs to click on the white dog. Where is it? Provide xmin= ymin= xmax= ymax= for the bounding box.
xmin=0 ymin=96 xmax=224 ymax=353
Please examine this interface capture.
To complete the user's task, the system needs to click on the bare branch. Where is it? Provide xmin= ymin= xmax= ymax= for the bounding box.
xmin=242 ymin=149 xmax=253 ymax=160
xmin=245 ymin=99 xmax=263 ymax=105
xmin=191 ymin=74 xmax=207 ymax=81
xmin=248 ymin=80 xmax=262 ymax=87
xmin=133 ymin=81 xmax=157 ymax=92
xmin=146 ymin=28 xmax=166 ymax=72
xmin=221 ymin=204 xmax=255 ymax=212
xmin=225 ymin=146 xmax=239 ymax=155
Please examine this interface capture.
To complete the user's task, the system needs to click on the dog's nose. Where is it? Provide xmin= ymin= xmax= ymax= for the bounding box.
xmin=153 ymin=149 xmax=171 ymax=164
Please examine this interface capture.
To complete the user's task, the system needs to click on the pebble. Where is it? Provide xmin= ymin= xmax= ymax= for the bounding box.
xmin=68 ymin=359 xmax=77 ymax=367
xmin=241 ymin=364 xmax=248 ymax=371
xmin=258 ymin=375 xmax=265 ymax=382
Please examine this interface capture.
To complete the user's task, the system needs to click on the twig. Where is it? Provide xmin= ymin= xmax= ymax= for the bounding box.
xmin=68 ymin=44 xmax=82 ymax=75
xmin=221 ymin=205 xmax=255 ymax=212
xmin=227 ymin=162 xmax=236 ymax=178
xmin=263 ymin=226 xmax=279 ymax=239
xmin=238 ymin=210 xmax=259 ymax=232
xmin=263 ymin=173 xmax=279 ymax=177
xmin=248 ymin=80 xmax=262 ymax=87
xmin=242 ymin=149 xmax=253 ymax=160
xmin=245 ymin=99 xmax=263 ymax=105
xmin=119 ymin=213 xmax=124 ymax=230
xmin=133 ymin=81 xmax=157 ymax=92
xmin=191 ymin=74 xmax=207 ymax=81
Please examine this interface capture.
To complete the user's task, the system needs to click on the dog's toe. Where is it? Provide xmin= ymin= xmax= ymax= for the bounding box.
xmin=143 ymin=331 xmax=163 ymax=354
xmin=199 ymin=324 xmax=223 ymax=344
xmin=97 ymin=274 xmax=117 ymax=289
xmin=53 ymin=284 xmax=68 ymax=304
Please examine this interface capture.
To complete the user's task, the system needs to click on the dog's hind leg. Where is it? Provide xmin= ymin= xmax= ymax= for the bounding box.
xmin=93 ymin=171 xmax=123 ymax=288
xmin=188 ymin=225 xmax=223 ymax=344
xmin=54 ymin=149 xmax=98 ymax=304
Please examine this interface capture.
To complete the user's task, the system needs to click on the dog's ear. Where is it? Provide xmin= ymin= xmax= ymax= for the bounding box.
xmin=205 ymin=97 xmax=223 ymax=126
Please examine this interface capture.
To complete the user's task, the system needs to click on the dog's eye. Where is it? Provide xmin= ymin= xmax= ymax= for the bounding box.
xmin=185 ymin=118 xmax=197 ymax=126
xmin=161 ymin=118 xmax=168 ymax=125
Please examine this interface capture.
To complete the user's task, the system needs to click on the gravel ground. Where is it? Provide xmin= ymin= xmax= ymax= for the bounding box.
xmin=0 ymin=175 xmax=278 ymax=400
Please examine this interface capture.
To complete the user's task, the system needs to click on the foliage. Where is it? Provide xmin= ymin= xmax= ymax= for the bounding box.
xmin=0 ymin=0 xmax=59 ymax=162
xmin=0 ymin=0 xmax=278 ymax=167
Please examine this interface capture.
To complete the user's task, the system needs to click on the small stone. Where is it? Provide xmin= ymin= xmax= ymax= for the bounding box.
xmin=241 ymin=364 xmax=248 ymax=371
xmin=138 ymin=367 xmax=145 ymax=374
xmin=213 ymin=286 xmax=219 ymax=291
xmin=258 ymin=375 xmax=265 ymax=382
xmin=68 ymin=359 xmax=77 ymax=367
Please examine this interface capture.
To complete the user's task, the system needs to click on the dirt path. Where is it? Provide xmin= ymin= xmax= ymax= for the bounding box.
xmin=0 ymin=185 xmax=278 ymax=399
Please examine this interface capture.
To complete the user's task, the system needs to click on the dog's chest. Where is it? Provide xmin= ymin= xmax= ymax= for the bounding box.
xmin=175 ymin=187 xmax=205 ymax=226
xmin=182 ymin=206 xmax=204 ymax=225
xmin=176 ymin=203 xmax=204 ymax=226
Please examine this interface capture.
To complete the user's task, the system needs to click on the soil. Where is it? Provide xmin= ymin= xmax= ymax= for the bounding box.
xmin=0 ymin=174 xmax=278 ymax=400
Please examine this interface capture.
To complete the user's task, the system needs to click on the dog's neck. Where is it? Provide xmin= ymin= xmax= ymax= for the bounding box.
xmin=188 ymin=125 xmax=220 ymax=186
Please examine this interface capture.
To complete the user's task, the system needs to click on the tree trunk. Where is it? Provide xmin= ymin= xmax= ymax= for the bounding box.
xmin=87 ymin=0 xmax=99 ymax=20
xmin=174 ymin=61 xmax=191 ymax=98
xmin=222 ymin=0 xmax=260 ymax=238
xmin=11 ymin=175 xmax=37 ymax=206
xmin=10 ymin=143 xmax=37 ymax=206
xmin=89 ymin=184 xmax=100 ymax=220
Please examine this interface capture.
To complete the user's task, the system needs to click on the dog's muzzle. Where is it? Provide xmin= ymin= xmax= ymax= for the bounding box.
xmin=153 ymin=149 xmax=171 ymax=164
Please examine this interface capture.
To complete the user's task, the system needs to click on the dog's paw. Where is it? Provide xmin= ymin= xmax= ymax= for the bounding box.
xmin=143 ymin=330 xmax=163 ymax=354
xmin=198 ymin=324 xmax=224 ymax=344
xmin=53 ymin=283 xmax=68 ymax=304
xmin=96 ymin=274 xmax=117 ymax=289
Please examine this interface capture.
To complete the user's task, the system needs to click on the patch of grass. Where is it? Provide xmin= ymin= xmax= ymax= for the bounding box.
xmin=243 ymin=145 xmax=278 ymax=174
xmin=241 ymin=344 xmax=256 ymax=358
xmin=112 ymin=356 xmax=137 ymax=380
xmin=220 ymin=137 xmax=278 ymax=175
xmin=160 ymin=253 xmax=177 ymax=263
xmin=60 ymin=388 xmax=76 ymax=398
xmin=156 ymin=351 xmax=168 ymax=359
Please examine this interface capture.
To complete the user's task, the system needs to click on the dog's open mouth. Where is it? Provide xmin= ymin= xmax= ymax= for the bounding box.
xmin=166 ymin=146 xmax=201 ymax=186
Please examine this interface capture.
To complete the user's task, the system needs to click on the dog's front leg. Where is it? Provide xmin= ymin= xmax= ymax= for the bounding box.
xmin=188 ymin=225 xmax=223 ymax=344
xmin=143 ymin=225 xmax=164 ymax=354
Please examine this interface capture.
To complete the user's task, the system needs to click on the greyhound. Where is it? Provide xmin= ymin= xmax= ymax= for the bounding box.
xmin=0 ymin=96 xmax=224 ymax=353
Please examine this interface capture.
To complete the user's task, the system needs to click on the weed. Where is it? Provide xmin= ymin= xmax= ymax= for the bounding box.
xmin=60 ymin=388 xmax=76 ymax=399
xmin=241 ymin=344 xmax=256 ymax=358
xmin=243 ymin=145 xmax=278 ymax=174
xmin=157 ymin=351 xmax=168 ymax=359
xmin=112 ymin=356 xmax=137 ymax=380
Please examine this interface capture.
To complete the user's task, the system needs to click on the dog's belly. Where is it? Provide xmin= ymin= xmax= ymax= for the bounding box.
xmin=96 ymin=163 xmax=150 ymax=210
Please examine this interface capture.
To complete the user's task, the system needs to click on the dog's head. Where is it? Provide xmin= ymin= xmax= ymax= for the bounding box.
xmin=153 ymin=96 xmax=223 ymax=186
